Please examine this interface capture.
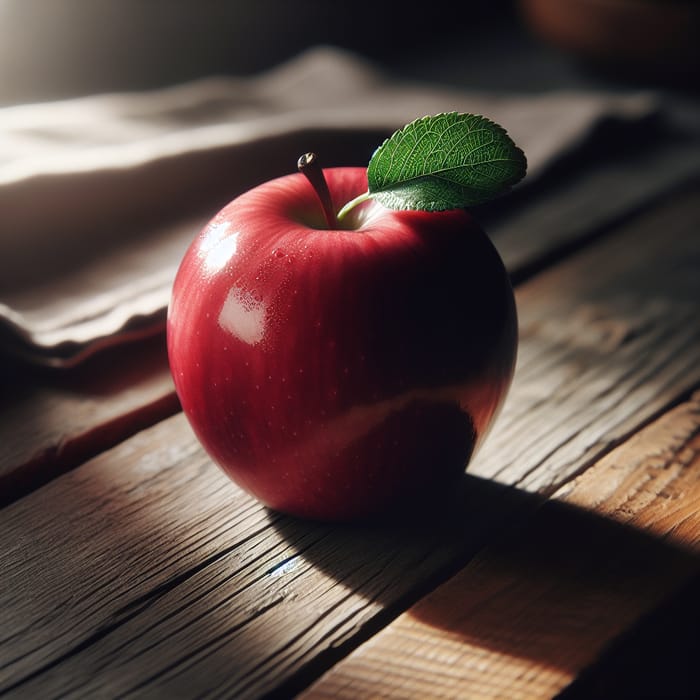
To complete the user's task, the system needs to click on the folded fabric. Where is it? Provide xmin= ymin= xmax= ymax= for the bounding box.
xmin=0 ymin=45 xmax=683 ymax=366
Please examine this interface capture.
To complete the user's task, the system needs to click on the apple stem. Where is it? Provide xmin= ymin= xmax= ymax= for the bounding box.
xmin=297 ymin=153 xmax=339 ymax=229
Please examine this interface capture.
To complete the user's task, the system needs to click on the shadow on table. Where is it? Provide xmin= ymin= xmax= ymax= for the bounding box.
xmin=268 ymin=472 xmax=700 ymax=698
xmin=559 ymin=566 xmax=700 ymax=699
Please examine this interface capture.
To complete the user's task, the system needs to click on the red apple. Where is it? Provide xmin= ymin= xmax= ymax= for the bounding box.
xmin=167 ymin=166 xmax=517 ymax=522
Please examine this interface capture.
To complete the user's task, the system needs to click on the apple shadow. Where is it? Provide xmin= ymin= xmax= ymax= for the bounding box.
xmin=266 ymin=472 xmax=700 ymax=698
xmin=558 ymin=566 xmax=700 ymax=699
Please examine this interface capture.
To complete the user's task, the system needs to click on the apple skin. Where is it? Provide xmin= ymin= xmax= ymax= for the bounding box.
xmin=167 ymin=167 xmax=517 ymax=522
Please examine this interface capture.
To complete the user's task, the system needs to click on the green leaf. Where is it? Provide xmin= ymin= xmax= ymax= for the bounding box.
xmin=366 ymin=112 xmax=527 ymax=211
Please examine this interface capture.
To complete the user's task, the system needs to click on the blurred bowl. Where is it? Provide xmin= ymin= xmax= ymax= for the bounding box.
xmin=518 ymin=0 xmax=700 ymax=85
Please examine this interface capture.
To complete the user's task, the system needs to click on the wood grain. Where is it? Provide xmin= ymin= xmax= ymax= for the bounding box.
xmin=471 ymin=180 xmax=700 ymax=494
xmin=303 ymin=392 xmax=700 ymax=699
xmin=0 ymin=187 xmax=698 ymax=698
xmin=0 ymin=413 xmax=524 ymax=699
xmin=0 ymin=333 xmax=179 ymax=504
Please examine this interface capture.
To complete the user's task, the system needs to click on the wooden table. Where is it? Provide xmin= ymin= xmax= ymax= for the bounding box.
xmin=1 ymin=170 xmax=699 ymax=699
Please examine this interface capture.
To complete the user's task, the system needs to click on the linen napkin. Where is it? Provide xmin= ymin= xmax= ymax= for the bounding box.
xmin=0 ymin=46 xmax=690 ymax=367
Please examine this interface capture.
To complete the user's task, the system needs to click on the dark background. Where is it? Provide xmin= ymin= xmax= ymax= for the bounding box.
xmin=0 ymin=0 xmax=512 ymax=105
xmin=2 ymin=0 xmax=698 ymax=107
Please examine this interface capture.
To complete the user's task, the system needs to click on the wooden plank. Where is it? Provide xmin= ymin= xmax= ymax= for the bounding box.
xmin=0 ymin=187 xmax=698 ymax=698
xmin=488 ymin=139 xmax=700 ymax=283
xmin=0 ymin=412 xmax=532 ymax=699
xmin=470 ymin=179 xmax=700 ymax=494
xmin=0 ymin=333 xmax=179 ymax=504
xmin=302 ymin=392 xmax=700 ymax=699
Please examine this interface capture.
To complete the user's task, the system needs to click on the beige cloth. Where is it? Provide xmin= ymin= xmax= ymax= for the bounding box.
xmin=0 ymin=46 xmax=659 ymax=366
